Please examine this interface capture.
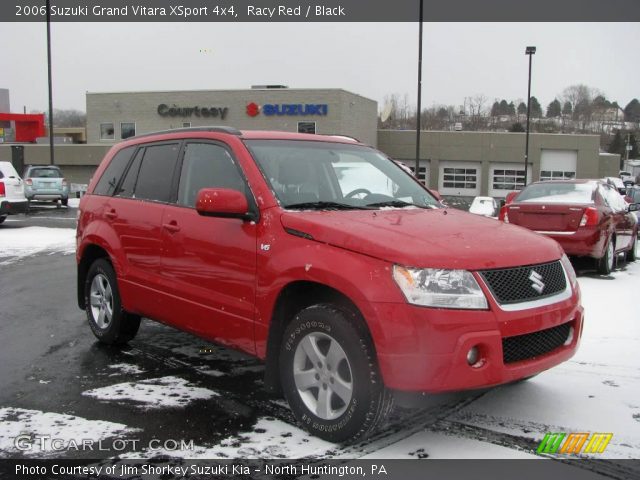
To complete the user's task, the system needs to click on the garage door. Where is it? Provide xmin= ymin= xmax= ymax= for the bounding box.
xmin=540 ymin=150 xmax=577 ymax=181
xmin=439 ymin=161 xmax=481 ymax=196
xmin=488 ymin=163 xmax=532 ymax=197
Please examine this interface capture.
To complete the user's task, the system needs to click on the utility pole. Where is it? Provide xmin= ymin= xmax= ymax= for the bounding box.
xmin=524 ymin=46 xmax=536 ymax=188
xmin=415 ymin=0 xmax=424 ymax=183
xmin=46 ymin=0 xmax=55 ymax=165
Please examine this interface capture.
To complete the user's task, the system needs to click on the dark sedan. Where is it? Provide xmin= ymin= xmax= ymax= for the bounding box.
xmin=499 ymin=180 xmax=638 ymax=274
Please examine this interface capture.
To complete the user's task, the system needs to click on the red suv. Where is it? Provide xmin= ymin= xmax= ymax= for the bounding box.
xmin=77 ymin=128 xmax=584 ymax=442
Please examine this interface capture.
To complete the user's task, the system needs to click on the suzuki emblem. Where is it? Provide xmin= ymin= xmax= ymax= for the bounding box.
xmin=528 ymin=270 xmax=545 ymax=294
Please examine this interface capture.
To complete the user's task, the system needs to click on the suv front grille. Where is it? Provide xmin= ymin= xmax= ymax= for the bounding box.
xmin=480 ymin=261 xmax=566 ymax=305
xmin=502 ymin=322 xmax=571 ymax=364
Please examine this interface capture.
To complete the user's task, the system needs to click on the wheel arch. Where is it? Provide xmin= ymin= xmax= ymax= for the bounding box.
xmin=263 ymin=280 xmax=374 ymax=395
xmin=77 ymin=244 xmax=111 ymax=309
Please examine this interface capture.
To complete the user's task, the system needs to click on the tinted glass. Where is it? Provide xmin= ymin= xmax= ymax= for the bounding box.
xmin=29 ymin=167 xmax=63 ymax=178
xmin=121 ymin=123 xmax=136 ymax=140
xmin=134 ymin=143 xmax=180 ymax=203
xmin=116 ymin=149 xmax=143 ymax=198
xmin=177 ymin=143 xmax=245 ymax=208
xmin=93 ymin=147 xmax=135 ymax=196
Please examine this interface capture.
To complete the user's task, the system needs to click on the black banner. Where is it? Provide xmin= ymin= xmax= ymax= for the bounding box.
xmin=2 ymin=459 xmax=639 ymax=480
xmin=2 ymin=0 xmax=640 ymax=22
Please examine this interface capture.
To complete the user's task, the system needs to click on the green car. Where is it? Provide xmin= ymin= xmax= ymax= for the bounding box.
xmin=23 ymin=165 xmax=70 ymax=206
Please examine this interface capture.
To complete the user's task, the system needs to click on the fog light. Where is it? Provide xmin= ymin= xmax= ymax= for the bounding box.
xmin=466 ymin=346 xmax=479 ymax=366
xmin=563 ymin=327 xmax=574 ymax=346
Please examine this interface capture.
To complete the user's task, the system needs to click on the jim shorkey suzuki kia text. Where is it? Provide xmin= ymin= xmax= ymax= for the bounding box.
xmin=76 ymin=127 xmax=584 ymax=442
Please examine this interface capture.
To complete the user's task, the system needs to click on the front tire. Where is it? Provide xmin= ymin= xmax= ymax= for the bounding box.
xmin=280 ymin=304 xmax=393 ymax=443
xmin=596 ymin=235 xmax=615 ymax=275
xmin=0 ymin=215 xmax=6 ymax=224
xmin=84 ymin=259 xmax=140 ymax=344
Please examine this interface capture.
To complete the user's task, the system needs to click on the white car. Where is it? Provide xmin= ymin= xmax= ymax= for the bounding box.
xmin=469 ymin=196 xmax=498 ymax=217
xmin=0 ymin=161 xmax=29 ymax=224
xmin=620 ymin=170 xmax=634 ymax=186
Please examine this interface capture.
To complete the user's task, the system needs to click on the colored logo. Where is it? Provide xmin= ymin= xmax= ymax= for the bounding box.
xmin=537 ymin=432 xmax=612 ymax=455
xmin=246 ymin=102 xmax=260 ymax=117
xmin=528 ymin=270 xmax=545 ymax=293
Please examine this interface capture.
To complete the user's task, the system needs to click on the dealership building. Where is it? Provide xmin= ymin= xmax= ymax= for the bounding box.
xmin=0 ymin=86 xmax=619 ymax=196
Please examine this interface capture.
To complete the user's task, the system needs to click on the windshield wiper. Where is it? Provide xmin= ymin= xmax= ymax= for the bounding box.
xmin=285 ymin=201 xmax=371 ymax=210
xmin=365 ymin=200 xmax=420 ymax=208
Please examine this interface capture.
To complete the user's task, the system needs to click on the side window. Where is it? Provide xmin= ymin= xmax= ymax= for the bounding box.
xmin=93 ymin=147 xmax=135 ymax=196
xmin=134 ymin=143 xmax=180 ymax=203
xmin=115 ymin=149 xmax=143 ymax=198
xmin=177 ymin=143 xmax=245 ymax=208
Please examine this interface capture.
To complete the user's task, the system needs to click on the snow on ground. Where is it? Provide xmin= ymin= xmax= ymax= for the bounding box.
xmin=0 ymin=408 xmax=138 ymax=458
xmin=0 ymin=227 xmax=75 ymax=265
xmin=107 ymin=364 xmax=146 ymax=376
xmin=122 ymin=417 xmax=333 ymax=460
xmin=82 ymin=376 xmax=218 ymax=409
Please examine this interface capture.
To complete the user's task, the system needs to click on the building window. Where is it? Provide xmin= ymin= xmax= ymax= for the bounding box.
xmin=100 ymin=123 xmax=115 ymax=140
xmin=298 ymin=122 xmax=316 ymax=134
xmin=493 ymin=169 xmax=526 ymax=191
xmin=443 ymin=167 xmax=477 ymax=189
xmin=120 ymin=122 xmax=136 ymax=139
xmin=540 ymin=170 xmax=576 ymax=181
xmin=182 ymin=122 xmax=191 ymax=128
xmin=407 ymin=165 xmax=427 ymax=184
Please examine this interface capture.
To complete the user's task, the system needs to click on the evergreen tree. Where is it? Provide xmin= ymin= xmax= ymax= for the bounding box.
xmin=562 ymin=101 xmax=572 ymax=116
xmin=507 ymin=102 xmax=516 ymax=116
xmin=499 ymin=99 xmax=509 ymax=115
xmin=509 ymin=122 xmax=525 ymax=132
xmin=517 ymin=102 xmax=527 ymax=115
xmin=490 ymin=101 xmax=500 ymax=117
xmin=530 ymin=97 xmax=543 ymax=118
xmin=546 ymin=99 xmax=562 ymax=117
xmin=624 ymin=99 xmax=640 ymax=122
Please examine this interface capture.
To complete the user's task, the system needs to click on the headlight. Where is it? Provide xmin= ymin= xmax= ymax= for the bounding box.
xmin=393 ymin=265 xmax=488 ymax=309
xmin=560 ymin=253 xmax=578 ymax=290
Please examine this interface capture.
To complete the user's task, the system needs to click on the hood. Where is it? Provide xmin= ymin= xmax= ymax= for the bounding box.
xmin=280 ymin=208 xmax=563 ymax=271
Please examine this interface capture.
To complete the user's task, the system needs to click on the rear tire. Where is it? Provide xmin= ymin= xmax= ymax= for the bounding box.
xmin=279 ymin=304 xmax=393 ymax=443
xmin=0 ymin=215 xmax=6 ymax=224
xmin=627 ymin=234 xmax=637 ymax=262
xmin=84 ymin=259 xmax=140 ymax=345
xmin=61 ymin=198 xmax=69 ymax=207
xmin=596 ymin=235 xmax=615 ymax=275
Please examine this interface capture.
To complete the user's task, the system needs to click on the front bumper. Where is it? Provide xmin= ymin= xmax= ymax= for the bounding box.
xmin=0 ymin=199 xmax=29 ymax=215
xmin=371 ymin=289 xmax=583 ymax=392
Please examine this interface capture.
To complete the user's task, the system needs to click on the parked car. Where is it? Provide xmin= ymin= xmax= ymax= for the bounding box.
xmin=626 ymin=186 xmax=640 ymax=226
xmin=0 ymin=161 xmax=28 ymax=223
xmin=23 ymin=165 xmax=70 ymax=206
xmin=499 ymin=180 xmax=638 ymax=274
xmin=469 ymin=196 xmax=498 ymax=217
xmin=619 ymin=170 xmax=634 ymax=186
xmin=603 ymin=176 xmax=627 ymax=195
xmin=77 ymin=127 xmax=584 ymax=442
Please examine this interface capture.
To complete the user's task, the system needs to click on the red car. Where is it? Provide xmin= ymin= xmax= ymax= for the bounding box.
xmin=499 ymin=180 xmax=638 ymax=274
xmin=77 ymin=128 xmax=583 ymax=442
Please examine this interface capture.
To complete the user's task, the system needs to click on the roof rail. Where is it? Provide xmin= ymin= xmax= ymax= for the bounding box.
xmin=131 ymin=126 xmax=242 ymax=139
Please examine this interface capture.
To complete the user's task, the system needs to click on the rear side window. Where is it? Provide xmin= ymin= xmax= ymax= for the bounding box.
xmin=93 ymin=147 xmax=135 ymax=196
xmin=134 ymin=143 xmax=180 ymax=203
xmin=116 ymin=149 xmax=143 ymax=198
xmin=177 ymin=143 xmax=245 ymax=208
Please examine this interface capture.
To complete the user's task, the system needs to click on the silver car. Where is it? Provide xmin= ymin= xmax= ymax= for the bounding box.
xmin=23 ymin=165 xmax=70 ymax=206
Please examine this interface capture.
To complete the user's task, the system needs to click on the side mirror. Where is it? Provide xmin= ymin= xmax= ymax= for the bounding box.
xmin=629 ymin=203 xmax=639 ymax=212
xmin=195 ymin=188 xmax=250 ymax=219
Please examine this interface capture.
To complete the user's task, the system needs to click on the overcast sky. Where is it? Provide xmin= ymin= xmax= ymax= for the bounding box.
xmin=1 ymin=22 xmax=639 ymax=113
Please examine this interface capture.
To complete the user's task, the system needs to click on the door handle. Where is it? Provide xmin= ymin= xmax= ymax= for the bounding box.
xmin=105 ymin=209 xmax=117 ymax=219
xmin=163 ymin=221 xmax=181 ymax=233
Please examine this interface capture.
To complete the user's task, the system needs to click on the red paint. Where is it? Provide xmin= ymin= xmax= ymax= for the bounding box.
xmin=0 ymin=113 xmax=46 ymax=142
xmin=77 ymin=130 xmax=584 ymax=392
xmin=246 ymin=102 xmax=260 ymax=117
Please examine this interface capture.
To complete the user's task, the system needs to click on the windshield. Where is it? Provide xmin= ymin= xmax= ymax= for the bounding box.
xmin=245 ymin=140 xmax=439 ymax=210
xmin=517 ymin=182 xmax=595 ymax=204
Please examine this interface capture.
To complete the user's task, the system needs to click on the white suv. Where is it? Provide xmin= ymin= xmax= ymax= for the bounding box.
xmin=0 ymin=161 xmax=29 ymax=224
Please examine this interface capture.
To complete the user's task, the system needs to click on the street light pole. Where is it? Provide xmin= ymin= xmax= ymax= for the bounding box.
xmin=415 ymin=0 xmax=423 ymax=182
xmin=46 ymin=0 xmax=55 ymax=165
xmin=524 ymin=46 xmax=536 ymax=188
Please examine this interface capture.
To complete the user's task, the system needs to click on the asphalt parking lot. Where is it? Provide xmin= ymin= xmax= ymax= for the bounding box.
xmin=0 ymin=205 xmax=639 ymax=479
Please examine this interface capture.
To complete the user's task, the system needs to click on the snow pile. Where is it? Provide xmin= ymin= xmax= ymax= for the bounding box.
xmin=82 ymin=376 xmax=218 ymax=409
xmin=0 ymin=227 xmax=75 ymax=264
xmin=107 ymin=364 xmax=146 ymax=376
xmin=122 ymin=417 xmax=333 ymax=460
xmin=0 ymin=407 xmax=137 ymax=457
